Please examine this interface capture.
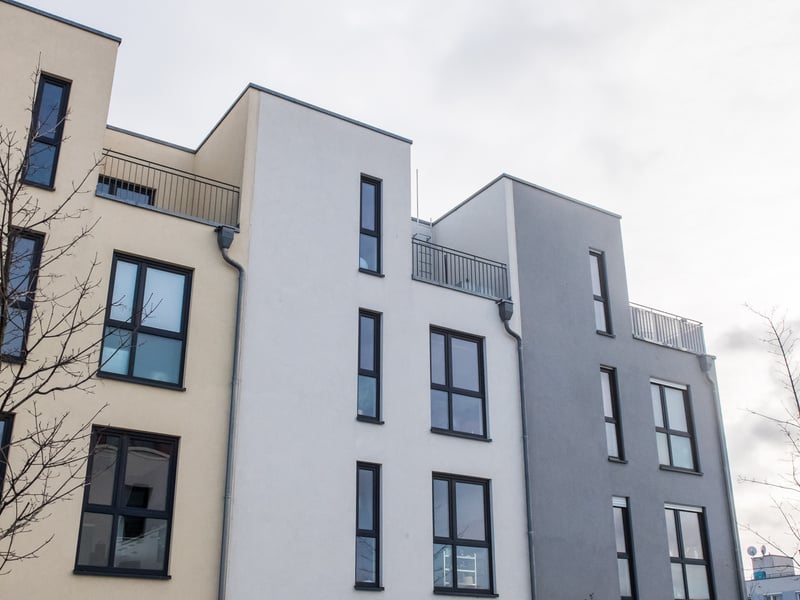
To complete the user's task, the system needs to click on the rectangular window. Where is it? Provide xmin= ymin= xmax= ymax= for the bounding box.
xmin=665 ymin=505 xmax=713 ymax=600
xmin=1 ymin=230 xmax=44 ymax=362
xmin=23 ymin=74 xmax=71 ymax=188
xmin=359 ymin=176 xmax=381 ymax=274
xmin=590 ymin=250 xmax=611 ymax=333
xmin=96 ymin=175 xmax=155 ymax=206
xmin=99 ymin=254 xmax=192 ymax=387
xmin=355 ymin=462 xmax=381 ymax=588
xmin=0 ymin=414 xmax=13 ymax=495
xmin=433 ymin=474 xmax=494 ymax=594
xmin=602 ymin=368 xmax=624 ymax=460
xmin=652 ymin=381 xmax=697 ymax=471
xmin=430 ymin=328 xmax=486 ymax=438
xmin=357 ymin=310 xmax=381 ymax=421
xmin=613 ymin=497 xmax=636 ymax=600
xmin=75 ymin=427 xmax=179 ymax=577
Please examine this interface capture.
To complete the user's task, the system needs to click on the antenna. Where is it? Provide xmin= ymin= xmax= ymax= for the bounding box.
xmin=761 ymin=545 xmax=767 ymax=556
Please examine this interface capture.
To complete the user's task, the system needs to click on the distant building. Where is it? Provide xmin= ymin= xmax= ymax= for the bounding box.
xmin=746 ymin=553 xmax=800 ymax=600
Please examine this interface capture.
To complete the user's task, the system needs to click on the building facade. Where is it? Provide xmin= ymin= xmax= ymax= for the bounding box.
xmin=0 ymin=2 xmax=744 ymax=599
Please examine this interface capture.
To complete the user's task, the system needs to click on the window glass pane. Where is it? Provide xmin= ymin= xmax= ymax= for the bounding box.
xmin=656 ymin=432 xmax=670 ymax=465
xmin=88 ymin=434 xmax=120 ymax=505
xmin=665 ymin=510 xmax=679 ymax=557
xmin=359 ymin=316 xmax=375 ymax=371
xmin=456 ymin=546 xmax=489 ymax=590
xmin=360 ymin=181 xmax=376 ymax=232
xmin=590 ymin=253 xmax=602 ymax=295
xmin=594 ymin=299 xmax=607 ymax=331
xmin=685 ymin=564 xmax=710 ymax=599
xmin=617 ymin=557 xmax=632 ymax=597
xmin=141 ymin=268 xmax=186 ymax=332
xmin=431 ymin=390 xmax=449 ymax=430
xmin=25 ymin=141 xmax=56 ymax=186
xmin=359 ymin=234 xmax=378 ymax=271
xmin=601 ymin=371 xmax=614 ymax=417
xmin=132 ymin=334 xmax=182 ymax=384
xmin=672 ymin=563 xmax=687 ymax=599
xmin=455 ymin=482 xmax=485 ymax=541
xmin=113 ymin=516 xmax=168 ymax=571
xmin=1 ymin=307 xmax=27 ymax=357
xmin=613 ymin=506 xmax=627 ymax=553
xmin=110 ymin=261 xmax=138 ymax=323
xmin=679 ymin=511 xmax=704 ymax=559
xmin=357 ymin=468 xmax=374 ymax=531
xmin=671 ymin=435 xmax=695 ymax=470
xmin=116 ymin=182 xmax=152 ymax=205
xmin=433 ymin=479 xmax=449 ymax=538
xmin=37 ymin=81 xmax=65 ymax=137
xmin=100 ymin=327 xmax=131 ymax=375
xmin=433 ymin=543 xmax=452 ymax=587
xmin=76 ymin=512 xmax=112 ymax=567
xmin=357 ymin=375 xmax=377 ymax=418
xmin=355 ymin=536 xmax=377 ymax=583
xmin=10 ymin=235 xmax=36 ymax=294
xmin=652 ymin=384 xmax=664 ymax=427
xmin=124 ymin=438 xmax=173 ymax=511
xmin=452 ymin=393 xmax=484 ymax=436
xmin=606 ymin=422 xmax=619 ymax=458
xmin=665 ymin=387 xmax=688 ymax=431
xmin=451 ymin=337 xmax=479 ymax=391
xmin=430 ymin=333 xmax=445 ymax=385
xmin=96 ymin=177 xmax=112 ymax=197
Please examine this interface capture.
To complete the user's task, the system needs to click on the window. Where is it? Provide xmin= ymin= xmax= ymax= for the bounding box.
xmin=652 ymin=381 xmax=697 ymax=471
xmin=0 ymin=414 xmax=13 ymax=494
xmin=430 ymin=328 xmax=486 ymax=438
xmin=357 ymin=311 xmax=381 ymax=421
xmin=590 ymin=250 xmax=611 ymax=333
xmin=96 ymin=175 xmax=155 ymax=206
xmin=665 ymin=505 xmax=713 ymax=600
xmin=433 ymin=474 xmax=493 ymax=594
xmin=765 ymin=595 xmax=781 ymax=600
xmin=355 ymin=463 xmax=381 ymax=588
xmin=613 ymin=497 xmax=636 ymax=600
xmin=602 ymin=368 xmax=624 ymax=460
xmin=75 ymin=427 xmax=178 ymax=577
xmin=99 ymin=254 xmax=192 ymax=387
xmin=23 ymin=74 xmax=71 ymax=188
xmin=1 ymin=230 xmax=44 ymax=361
xmin=359 ymin=176 xmax=381 ymax=274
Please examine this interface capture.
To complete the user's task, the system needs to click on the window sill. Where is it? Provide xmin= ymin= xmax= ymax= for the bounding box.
xmin=596 ymin=330 xmax=615 ymax=338
xmin=431 ymin=428 xmax=491 ymax=443
xmin=22 ymin=179 xmax=55 ymax=191
xmin=357 ymin=415 xmax=385 ymax=425
xmin=74 ymin=568 xmax=171 ymax=580
xmin=97 ymin=370 xmax=186 ymax=391
xmin=354 ymin=584 xmax=384 ymax=591
xmin=608 ymin=457 xmax=628 ymax=465
xmin=659 ymin=465 xmax=702 ymax=476
xmin=359 ymin=268 xmax=385 ymax=278
xmin=434 ymin=589 xmax=498 ymax=597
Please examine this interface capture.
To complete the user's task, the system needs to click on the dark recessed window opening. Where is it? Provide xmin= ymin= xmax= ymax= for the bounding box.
xmin=601 ymin=368 xmax=624 ymax=460
xmin=0 ymin=414 xmax=14 ymax=495
xmin=355 ymin=462 xmax=381 ymax=588
xmin=359 ymin=177 xmax=381 ymax=273
xmin=23 ymin=74 xmax=71 ymax=189
xmin=590 ymin=250 xmax=612 ymax=334
xmin=652 ymin=382 xmax=697 ymax=471
xmin=665 ymin=505 xmax=713 ymax=600
xmin=613 ymin=497 xmax=637 ymax=600
xmin=96 ymin=175 xmax=155 ymax=206
xmin=357 ymin=310 xmax=381 ymax=421
xmin=1 ymin=230 xmax=44 ymax=362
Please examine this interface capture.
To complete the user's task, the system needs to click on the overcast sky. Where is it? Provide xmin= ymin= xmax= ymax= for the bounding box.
xmin=26 ymin=0 xmax=800 ymax=573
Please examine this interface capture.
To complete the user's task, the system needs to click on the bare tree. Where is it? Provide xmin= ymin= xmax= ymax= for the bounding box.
xmin=0 ymin=70 xmax=107 ymax=573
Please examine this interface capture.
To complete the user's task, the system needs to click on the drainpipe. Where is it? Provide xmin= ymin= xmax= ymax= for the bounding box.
xmin=497 ymin=298 xmax=537 ymax=600
xmin=698 ymin=353 xmax=747 ymax=600
xmin=215 ymin=225 xmax=245 ymax=600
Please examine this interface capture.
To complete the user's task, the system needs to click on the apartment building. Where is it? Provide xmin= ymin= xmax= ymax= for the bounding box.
xmin=0 ymin=2 xmax=744 ymax=599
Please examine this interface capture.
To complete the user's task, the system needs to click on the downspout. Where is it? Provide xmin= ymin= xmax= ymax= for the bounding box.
xmin=497 ymin=299 xmax=537 ymax=600
xmin=698 ymin=353 xmax=747 ymax=600
xmin=215 ymin=225 xmax=245 ymax=600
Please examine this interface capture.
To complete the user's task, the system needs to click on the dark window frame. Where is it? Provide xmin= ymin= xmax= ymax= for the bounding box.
xmin=96 ymin=175 xmax=155 ymax=206
xmin=357 ymin=310 xmax=382 ymax=423
xmin=665 ymin=505 xmax=714 ymax=600
xmin=0 ymin=413 xmax=14 ymax=496
xmin=652 ymin=381 xmax=699 ymax=472
xmin=601 ymin=367 xmax=624 ymax=460
xmin=74 ymin=426 xmax=179 ymax=578
xmin=430 ymin=327 xmax=487 ymax=440
xmin=98 ymin=253 xmax=192 ymax=389
xmin=590 ymin=250 xmax=612 ymax=334
xmin=613 ymin=497 xmax=637 ymax=600
xmin=432 ymin=472 xmax=495 ymax=595
xmin=355 ymin=462 xmax=382 ymax=589
xmin=23 ymin=73 xmax=71 ymax=190
xmin=359 ymin=176 xmax=382 ymax=275
xmin=1 ymin=229 xmax=45 ymax=363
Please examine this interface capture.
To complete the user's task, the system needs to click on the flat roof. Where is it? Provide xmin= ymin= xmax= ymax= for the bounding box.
xmin=1 ymin=0 xmax=122 ymax=43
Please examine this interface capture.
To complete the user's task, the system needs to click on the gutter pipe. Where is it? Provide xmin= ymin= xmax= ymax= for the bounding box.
xmin=215 ymin=225 xmax=245 ymax=600
xmin=497 ymin=298 xmax=537 ymax=600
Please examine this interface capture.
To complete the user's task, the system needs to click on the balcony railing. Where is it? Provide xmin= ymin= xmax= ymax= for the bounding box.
xmin=412 ymin=238 xmax=510 ymax=300
xmin=97 ymin=149 xmax=240 ymax=227
xmin=630 ymin=303 xmax=706 ymax=354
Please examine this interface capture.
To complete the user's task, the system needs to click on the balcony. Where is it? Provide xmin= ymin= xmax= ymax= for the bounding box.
xmin=630 ymin=303 xmax=706 ymax=355
xmin=96 ymin=149 xmax=240 ymax=227
xmin=412 ymin=238 xmax=510 ymax=300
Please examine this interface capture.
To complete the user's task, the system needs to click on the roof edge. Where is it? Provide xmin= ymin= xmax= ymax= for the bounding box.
xmin=105 ymin=125 xmax=196 ymax=154
xmin=1 ymin=0 xmax=122 ymax=43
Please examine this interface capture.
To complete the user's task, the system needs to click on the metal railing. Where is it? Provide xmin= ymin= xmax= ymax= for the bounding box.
xmin=412 ymin=238 xmax=509 ymax=300
xmin=97 ymin=149 xmax=240 ymax=227
xmin=630 ymin=303 xmax=706 ymax=354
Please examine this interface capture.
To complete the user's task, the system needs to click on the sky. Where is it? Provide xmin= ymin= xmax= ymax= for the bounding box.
xmin=23 ymin=0 xmax=800 ymax=576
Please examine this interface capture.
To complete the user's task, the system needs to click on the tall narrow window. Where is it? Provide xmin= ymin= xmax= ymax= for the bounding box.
xmin=355 ymin=463 xmax=381 ymax=588
xmin=652 ymin=381 xmax=697 ymax=471
xmin=99 ymin=254 xmax=192 ymax=387
xmin=0 ymin=414 xmax=14 ymax=494
xmin=613 ymin=497 xmax=636 ymax=600
xmin=359 ymin=176 xmax=381 ymax=274
xmin=433 ymin=474 xmax=494 ymax=594
xmin=1 ymin=230 xmax=44 ymax=362
xmin=357 ymin=310 xmax=381 ymax=421
xmin=430 ymin=328 xmax=486 ymax=438
xmin=74 ymin=427 xmax=179 ymax=577
xmin=24 ymin=74 xmax=71 ymax=188
xmin=601 ymin=368 xmax=624 ymax=460
xmin=665 ymin=505 xmax=713 ymax=600
xmin=590 ymin=250 xmax=611 ymax=334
